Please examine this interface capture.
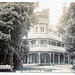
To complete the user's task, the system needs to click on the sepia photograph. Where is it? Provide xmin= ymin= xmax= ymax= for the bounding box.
xmin=0 ymin=0 xmax=75 ymax=74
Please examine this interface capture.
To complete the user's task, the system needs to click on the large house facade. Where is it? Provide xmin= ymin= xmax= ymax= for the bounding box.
xmin=24 ymin=9 xmax=70 ymax=65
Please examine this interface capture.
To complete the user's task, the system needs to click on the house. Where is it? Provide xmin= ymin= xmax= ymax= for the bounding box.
xmin=24 ymin=9 xmax=70 ymax=65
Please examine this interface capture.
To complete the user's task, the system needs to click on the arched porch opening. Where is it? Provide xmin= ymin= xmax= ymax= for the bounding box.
xmin=29 ymin=53 xmax=39 ymax=63
xmin=40 ymin=53 xmax=50 ymax=63
xmin=60 ymin=54 xmax=64 ymax=64
xmin=54 ymin=53 xmax=58 ymax=64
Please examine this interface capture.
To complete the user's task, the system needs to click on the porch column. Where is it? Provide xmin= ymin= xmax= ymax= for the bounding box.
xmin=38 ymin=52 xmax=40 ymax=65
xmin=27 ymin=53 xmax=29 ymax=64
xmin=53 ymin=53 xmax=55 ymax=64
xmin=49 ymin=52 xmax=51 ymax=64
xmin=63 ymin=54 xmax=65 ymax=64
xmin=58 ymin=54 xmax=60 ymax=64
xmin=44 ymin=54 xmax=46 ymax=63
xmin=33 ymin=54 xmax=35 ymax=63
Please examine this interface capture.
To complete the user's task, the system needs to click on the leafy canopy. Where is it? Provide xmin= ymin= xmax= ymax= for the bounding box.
xmin=58 ymin=3 xmax=75 ymax=57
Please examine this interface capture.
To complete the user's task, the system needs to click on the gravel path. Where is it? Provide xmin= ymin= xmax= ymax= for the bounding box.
xmin=16 ymin=64 xmax=75 ymax=73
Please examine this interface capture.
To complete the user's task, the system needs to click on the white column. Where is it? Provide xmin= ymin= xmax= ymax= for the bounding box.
xmin=49 ymin=52 xmax=51 ymax=64
xmin=38 ymin=52 xmax=40 ymax=65
xmin=38 ymin=39 xmax=40 ymax=47
xmin=53 ymin=53 xmax=55 ymax=64
xmin=56 ymin=42 xmax=57 ymax=46
xmin=27 ymin=53 xmax=29 ymax=64
xmin=36 ymin=40 xmax=39 ymax=46
xmin=33 ymin=54 xmax=35 ymax=63
xmin=44 ymin=53 xmax=46 ymax=63
xmin=58 ymin=54 xmax=60 ymax=64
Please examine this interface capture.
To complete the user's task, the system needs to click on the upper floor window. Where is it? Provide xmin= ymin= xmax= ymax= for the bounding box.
xmin=62 ymin=44 xmax=64 ymax=47
xmin=57 ymin=42 xmax=61 ymax=47
xmin=51 ymin=41 xmax=56 ymax=46
xmin=40 ymin=40 xmax=47 ymax=44
xmin=36 ymin=27 xmax=38 ymax=32
xmin=31 ymin=40 xmax=36 ymax=45
xmin=41 ymin=27 xmax=44 ymax=32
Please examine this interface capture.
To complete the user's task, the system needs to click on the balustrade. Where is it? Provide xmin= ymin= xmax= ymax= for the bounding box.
xmin=30 ymin=44 xmax=65 ymax=52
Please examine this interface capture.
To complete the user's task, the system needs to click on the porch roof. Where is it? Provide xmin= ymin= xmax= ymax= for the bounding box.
xmin=28 ymin=33 xmax=63 ymax=42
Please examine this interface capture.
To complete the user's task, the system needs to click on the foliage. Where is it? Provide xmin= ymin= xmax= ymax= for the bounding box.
xmin=0 ymin=2 xmax=36 ymax=48
xmin=20 ymin=39 xmax=29 ymax=61
xmin=0 ymin=2 xmax=38 ymax=69
xmin=58 ymin=3 xmax=75 ymax=61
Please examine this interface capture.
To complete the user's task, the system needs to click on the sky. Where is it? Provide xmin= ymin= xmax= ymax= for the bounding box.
xmin=0 ymin=0 xmax=72 ymax=25
xmin=34 ymin=2 xmax=70 ymax=25
xmin=0 ymin=0 xmax=71 ymax=25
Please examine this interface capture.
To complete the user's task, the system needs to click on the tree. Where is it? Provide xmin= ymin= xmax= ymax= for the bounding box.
xmin=0 ymin=2 xmax=38 ymax=69
xmin=0 ymin=31 xmax=11 ymax=65
xmin=20 ymin=39 xmax=29 ymax=62
xmin=58 ymin=3 xmax=75 ymax=69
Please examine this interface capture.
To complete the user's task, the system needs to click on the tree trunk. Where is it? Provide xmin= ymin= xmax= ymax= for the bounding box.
xmin=4 ymin=54 xmax=6 ymax=64
xmin=13 ymin=52 xmax=22 ymax=70
xmin=9 ymin=52 xmax=13 ymax=67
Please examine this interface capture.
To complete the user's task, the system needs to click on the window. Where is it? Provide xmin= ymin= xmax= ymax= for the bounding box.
xmin=49 ymin=40 xmax=51 ymax=45
xmin=62 ymin=44 xmax=64 ymax=47
xmin=41 ymin=27 xmax=44 ymax=32
xmin=51 ymin=41 xmax=56 ymax=46
xmin=57 ymin=42 xmax=61 ymax=47
xmin=36 ymin=27 xmax=38 ymax=32
xmin=31 ymin=40 xmax=36 ymax=45
xmin=40 ymin=40 xmax=47 ymax=44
